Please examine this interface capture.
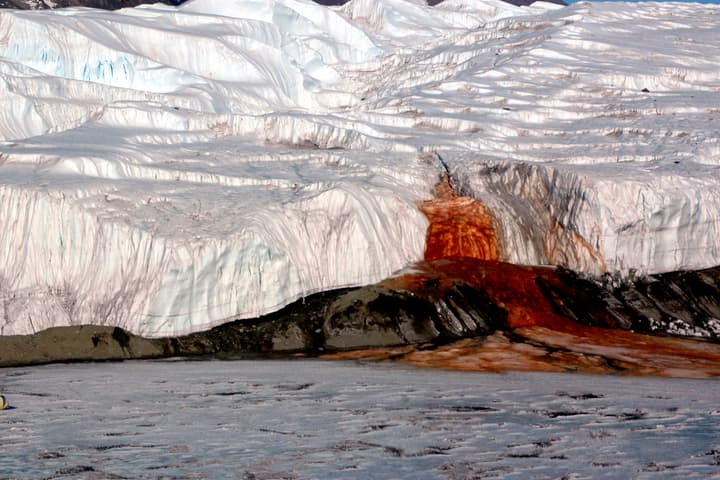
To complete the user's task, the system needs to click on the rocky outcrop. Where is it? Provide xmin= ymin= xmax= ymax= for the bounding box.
xmin=2 ymin=260 xmax=720 ymax=376
xmin=0 ymin=325 xmax=167 ymax=366
xmin=534 ymin=267 xmax=720 ymax=340
xmin=327 ymin=260 xmax=720 ymax=378
xmin=0 ymin=276 xmax=503 ymax=366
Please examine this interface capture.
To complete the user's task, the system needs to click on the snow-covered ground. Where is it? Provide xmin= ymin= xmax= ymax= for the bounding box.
xmin=1 ymin=360 xmax=719 ymax=479
xmin=0 ymin=0 xmax=719 ymax=336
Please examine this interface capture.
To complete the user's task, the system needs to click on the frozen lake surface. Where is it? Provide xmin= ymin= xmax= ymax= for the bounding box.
xmin=1 ymin=359 xmax=719 ymax=479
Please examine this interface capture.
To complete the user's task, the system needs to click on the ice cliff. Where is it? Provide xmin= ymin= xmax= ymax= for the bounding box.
xmin=0 ymin=0 xmax=718 ymax=336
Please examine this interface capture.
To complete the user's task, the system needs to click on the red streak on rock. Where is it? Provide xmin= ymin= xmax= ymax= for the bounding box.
xmin=385 ymin=259 xmax=581 ymax=331
xmin=381 ymin=259 xmax=720 ymax=377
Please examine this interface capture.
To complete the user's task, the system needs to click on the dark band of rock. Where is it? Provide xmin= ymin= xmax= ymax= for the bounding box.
xmin=1 ymin=262 xmax=719 ymax=369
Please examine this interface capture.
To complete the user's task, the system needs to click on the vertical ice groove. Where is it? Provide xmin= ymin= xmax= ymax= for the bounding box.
xmin=0 ymin=184 xmax=172 ymax=335
xmin=140 ymin=187 xmax=427 ymax=337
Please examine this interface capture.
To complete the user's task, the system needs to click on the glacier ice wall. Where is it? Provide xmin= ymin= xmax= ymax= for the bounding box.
xmin=0 ymin=0 xmax=719 ymax=336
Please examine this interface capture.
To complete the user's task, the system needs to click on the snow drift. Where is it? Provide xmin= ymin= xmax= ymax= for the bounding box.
xmin=0 ymin=0 xmax=719 ymax=336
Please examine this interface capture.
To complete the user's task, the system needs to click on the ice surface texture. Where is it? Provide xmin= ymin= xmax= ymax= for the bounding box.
xmin=0 ymin=0 xmax=719 ymax=336
xmin=1 ymin=360 xmax=720 ymax=478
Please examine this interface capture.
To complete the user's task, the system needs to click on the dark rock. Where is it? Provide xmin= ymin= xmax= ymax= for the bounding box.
xmin=535 ymin=270 xmax=629 ymax=329
xmin=174 ymin=280 xmax=502 ymax=356
xmin=176 ymin=287 xmax=348 ymax=357
xmin=322 ymin=286 xmax=422 ymax=350
xmin=607 ymin=268 xmax=720 ymax=339
xmin=434 ymin=283 xmax=506 ymax=339
xmin=0 ymin=325 xmax=166 ymax=367
xmin=1 ymin=263 xmax=720 ymax=368
xmin=0 ymin=279 xmax=504 ymax=366
xmin=322 ymin=282 xmax=501 ymax=351
xmin=111 ymin=326 xmax=131 ymax=352
xmin=533 ymin=266 xmax=720 ymax=340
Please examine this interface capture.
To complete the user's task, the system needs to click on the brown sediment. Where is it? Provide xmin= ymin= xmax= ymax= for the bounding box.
xmin=322 ymin=345 xmax=417 ymax=362
xmin=514 ymin=326 xmax=720 ymax=377
xmin=399 ymin=327 xmax=720 ymax=378
xmin=419 ymin=176 xmax=498 ymax=262
xmin=399 ymin=321 xmax=720 ymax=378
xmin=329 ymin=258 xmax=720 ymax=377
xmin=396 ymin=335 xmax=621 ymax=375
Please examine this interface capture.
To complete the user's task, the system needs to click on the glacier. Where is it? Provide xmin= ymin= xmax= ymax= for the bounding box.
xmin=0 ymin=0 xmax=719 ymax=337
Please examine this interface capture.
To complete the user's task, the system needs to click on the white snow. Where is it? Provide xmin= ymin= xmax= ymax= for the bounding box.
xmin=1 ymin=360 xmax=720 ymax=478
xmin=0 ymin=0 xmax=719 ymax=336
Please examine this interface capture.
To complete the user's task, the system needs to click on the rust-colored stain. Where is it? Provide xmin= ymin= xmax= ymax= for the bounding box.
xmin=331 ymin=258 xmax=720 ymax=377
xmin=419 ymin=176 xmax=498 ymax=262
xmin=545 ymin=217 xmax=608 ymax=274
xmin=325 ymin=181 xmax=720 ymax=378
xmin=384 ymin=259 xmax=583 ymax=331
xmin=394 ymin=323 xmax=720 ymax=378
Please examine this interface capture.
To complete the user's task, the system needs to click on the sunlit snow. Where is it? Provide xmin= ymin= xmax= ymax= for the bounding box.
xmin=0 ymin=0 xmax=719 ymax=336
